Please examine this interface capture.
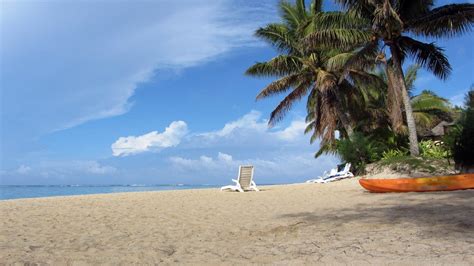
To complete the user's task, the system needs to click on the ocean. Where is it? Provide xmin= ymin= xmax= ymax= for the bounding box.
xmin=0 ymin=184 xmax=219 ymax=200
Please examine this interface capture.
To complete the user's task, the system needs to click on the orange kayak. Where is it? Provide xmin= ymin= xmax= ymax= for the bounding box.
xmin=359 ymin=174 xmax=474 ymax=193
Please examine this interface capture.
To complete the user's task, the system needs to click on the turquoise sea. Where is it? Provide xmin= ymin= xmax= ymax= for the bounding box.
xmin=0 ymin=184 xmax=219 ymax=200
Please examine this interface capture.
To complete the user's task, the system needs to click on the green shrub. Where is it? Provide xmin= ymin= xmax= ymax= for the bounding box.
xmin=336 ymin=132 xmax=386 ymax=174
xmin=419 ymin=140 xmax=449 ymax=159
xmin=381 ymin=149 xmax=408 ymax=160
xmin=452 ymin=90 xmax=474 ymax=170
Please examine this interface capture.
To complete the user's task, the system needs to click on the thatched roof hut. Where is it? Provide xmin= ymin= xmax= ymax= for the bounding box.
xmin=420 ymin=121 xmax=455 ymax=139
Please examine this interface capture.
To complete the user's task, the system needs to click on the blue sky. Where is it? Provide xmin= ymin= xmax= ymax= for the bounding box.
xmin=0 ymin=0 xmax=472 ymax=185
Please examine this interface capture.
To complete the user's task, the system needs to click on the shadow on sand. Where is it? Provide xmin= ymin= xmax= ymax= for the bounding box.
xmin=278 ymin=189 xmax=474 ymax=239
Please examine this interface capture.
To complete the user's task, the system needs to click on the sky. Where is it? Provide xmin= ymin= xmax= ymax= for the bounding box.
xmin=0 ymin=0 xmax=473 ymax=185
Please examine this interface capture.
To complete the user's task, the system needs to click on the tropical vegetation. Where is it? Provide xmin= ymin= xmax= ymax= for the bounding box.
xmin=447 ymin=89 xmax=474 ymax=172
xmin=246 ymin=0 xmax=474 ymax=173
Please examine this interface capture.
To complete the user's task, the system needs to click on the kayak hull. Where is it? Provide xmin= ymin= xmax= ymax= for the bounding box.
xmin=359 ymin=174 xmax=474 ymax=193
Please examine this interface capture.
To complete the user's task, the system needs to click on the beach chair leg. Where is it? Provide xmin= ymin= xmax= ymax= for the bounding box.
xmin=249 ymin=181 xmax=259 ymax=191
xmin=221 ymin=185 xmax=237 ymax=191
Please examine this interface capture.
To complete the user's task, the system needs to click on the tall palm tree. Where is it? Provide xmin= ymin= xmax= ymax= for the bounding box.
xmin=309 ymin=0 xmax=474 ymax=156
xmin=246 ymin=0 xmax=380 ymax=145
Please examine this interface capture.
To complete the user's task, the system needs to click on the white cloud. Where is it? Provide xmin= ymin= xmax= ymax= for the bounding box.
xmin=169 ymin=151 xmax=338 ymax=183
xmin=112 ymin=121 xmax=188 ymax=156
xmin=2 ymin=160 xmax=116 ymax=180
xmin=198 ymin=110 xmax=267 ymax=138
xmin=16 ymin=165 xmax=31 ymax=175
xmin=217 ymin=152 xmax=233 ymax=162
xmin=113 ymin=111 xmax=309 ymax=157
xmin=162 ymin=111 xmax=339 ymax=183
xmin=191 ymin=110 xmax=308 ymax=149
xmin=272 ymin=120 xmax=307 ymax=141
xmin=450 ymin=92 xmax=467 ymax=107
xmin=170 ymin=151 xmax=234 ymax=170
xmin=78 ymin=161 xmax=117 ymax=175
xmin=1 ymin=1 xmax=276 ymax=155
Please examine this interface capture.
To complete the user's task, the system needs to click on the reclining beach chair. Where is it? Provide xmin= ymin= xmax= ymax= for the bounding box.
xmin=306 ymin=167 xmax=337 ymax=183
xmin=328 ymin=163 xmax=354 ymax=181
xmin=221 ymin=165 xmax=259 ymax=192
xmin=306 ymin=163 xmax=354 ymax=183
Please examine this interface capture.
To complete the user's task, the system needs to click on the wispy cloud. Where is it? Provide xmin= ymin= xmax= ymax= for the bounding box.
xmin=449 ymin=90 xmax=470 ymax=107
xmin=1 ymin=0 xmax=276 ymax=155
xmin=1 ymin=160 xmax=116 ymax=184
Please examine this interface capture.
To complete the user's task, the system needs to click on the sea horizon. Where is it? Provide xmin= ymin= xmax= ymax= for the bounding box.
xmin=0 ymin=182 xmax=284 ymax=200
xmin=0 ymin=184 xmax=220 ymax=201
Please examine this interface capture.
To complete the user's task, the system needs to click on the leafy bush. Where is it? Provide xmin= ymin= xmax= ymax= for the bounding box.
xmin=452 ymin=90 xmax=474 ymax=170
xmin=419 ymin=140 xmax=448 ymax=159
xmin=381 ymin=149 xmax=408 ymax=160
xmin=336 ymin=132 xmax=386 ymax=174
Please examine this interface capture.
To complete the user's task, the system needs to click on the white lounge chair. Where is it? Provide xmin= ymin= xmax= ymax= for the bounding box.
xmin=306 ymin=168 xmax=337 ymax=183
xmin=306 ymin=163 xmax=354 ymax=183
xmin=221 ymin=165 xmax=259 ymax=192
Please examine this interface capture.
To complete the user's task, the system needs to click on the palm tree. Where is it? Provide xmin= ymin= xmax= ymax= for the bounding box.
xmin=354 ymin=64 xmax=454 ymax=134
xmin=246 ymin=0 xmax=381 ymax=145
xmin=311 ymin=0 xmax=474 ymax=156
xmin=411 ymin=90 xmax=454 ymax=133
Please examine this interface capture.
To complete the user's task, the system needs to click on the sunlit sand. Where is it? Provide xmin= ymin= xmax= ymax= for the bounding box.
xmin=1 ymin=178 xmax=473 ymax=264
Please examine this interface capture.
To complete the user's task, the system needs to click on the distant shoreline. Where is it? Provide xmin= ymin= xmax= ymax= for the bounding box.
xmin=0 ymin=183 xmax=286 ymax=201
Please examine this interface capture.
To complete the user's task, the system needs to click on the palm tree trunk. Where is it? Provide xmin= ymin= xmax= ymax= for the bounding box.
xmin=385 ymin=62 xmax=404 ymax=133
xmin=333 ymin=95 xmax=354 ymax=137
xmin=389 ymin=45 xmax=420 ymax=156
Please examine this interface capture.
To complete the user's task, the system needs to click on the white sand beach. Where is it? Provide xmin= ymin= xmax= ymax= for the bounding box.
xmin=1 ymin=178 xmax=473 ymax=265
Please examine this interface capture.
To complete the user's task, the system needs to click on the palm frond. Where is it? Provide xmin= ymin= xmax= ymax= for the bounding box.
xmin=314 ymin=142 xmax=338 ymax=158
xmin=279 ymin=0 xmax=309 ymax=31
xmin=398 ymin=36 xmax=451 ymax=80
xmin=311 ymin=0 xmax=323 ymax=14
xmin=256 ymin=74 xmax=301 ymax=100
xmin=245 ymin=55 xmax=302 ymax=77
xmin=411 ymin=90 xmax=452 ymax=113
xmin=404 ymin=64 xmax=420 ymax=91
xmin=347 ymin=70 xmax=386 ymax=89
xmin=304 ymin=29 xmax=371 ymax=50
xmin=268 ymin=80 xmax=312 ymax=126
xmin=413 ymin=112 xmax=435 ymax=129
xmin=334 ymin=0 xmax=376 ymax=19
xmin=373 ymin=0 xmax=403 ymax=32
xmin=338 ymin=40 xmax=380 ymax=82
xmin=397 ymin=0 xmax=433 ymax=22
xmin=312 ymin=11 xmax=369 ymax=30
xmin=326 ymin=52 xmax=353 ymax=72
xmin=255 ymin=24 xmax=296 ymax=53
xmin=407 ymin=3 xmax=474 ymax=38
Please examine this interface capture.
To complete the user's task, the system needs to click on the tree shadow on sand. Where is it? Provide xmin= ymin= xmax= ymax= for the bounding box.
xmin=278 ymin=189 xmax=474 ymax=240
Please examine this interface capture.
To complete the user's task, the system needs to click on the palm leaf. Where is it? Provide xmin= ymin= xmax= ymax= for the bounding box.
xmin=404 ymin=64 xmax=420 ymax=92
xmin=397 ymin=0 xmax=434 ymax=22
xmin=304 ymin=28 xmax=371 ymax=50
xmin=256 ymin=74 xmax=302 ymax=100
xmin=398 ymin=36 xmax=451 ymax=80
xmin=407 ymin=3 xmax=474 ymax=38
xmin=245 ymin=55 xmax=302 ymax=77
xmin=255 ymin=24 xmax=296 ymax=53
xmin=279 ymin=0 xmax=308 ymax=31
xmin=268 ymin=79 xmax=312 ymax=126
xmin=312 ymin=11 xmax=369 ymax=30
